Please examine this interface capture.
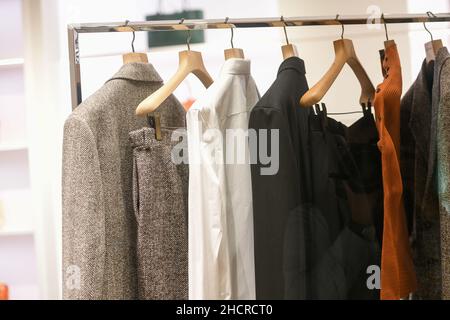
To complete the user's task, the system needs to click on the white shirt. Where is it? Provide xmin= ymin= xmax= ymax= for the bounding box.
xmin=187 ymin=58 xmax=260 ymax=300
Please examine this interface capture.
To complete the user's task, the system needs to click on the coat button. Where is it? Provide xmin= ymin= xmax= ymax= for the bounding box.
xmin=376 ymin=88 xmax=381 ymax=93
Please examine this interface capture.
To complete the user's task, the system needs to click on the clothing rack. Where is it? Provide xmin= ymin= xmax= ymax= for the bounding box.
xmin=68 ymin=12 xmax=450 ymax=109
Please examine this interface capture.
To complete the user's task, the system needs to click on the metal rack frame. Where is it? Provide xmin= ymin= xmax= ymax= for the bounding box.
xmin=68 ymin=13 xmax=450 ymax=109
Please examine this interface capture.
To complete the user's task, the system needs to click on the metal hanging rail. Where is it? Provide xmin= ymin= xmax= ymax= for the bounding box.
xmin=68 ymin=13 xmax=450 ymax=109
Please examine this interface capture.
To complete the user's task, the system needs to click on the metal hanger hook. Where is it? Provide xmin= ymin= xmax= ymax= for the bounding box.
xmin=186 ymin=29 xmax=192 ymax=51
xmin=225 ymin=17 xmax=234 ymax=48
xmin=423 ymin=21 xmax=434 ymax=41
xmin=381 ymin=13 xmax=389 ymax=41
xmin=335 ymin=14 xmax=344 ymax=39
xmin=124 ymin=20 xmax=136 ymax=53
xmin=423 ymin=12 xmax=436 ymax=42
xmin=179 ymin=18 xmax=191 ymax=51
xmin=281 ymin=16 xmax=290 ymax=45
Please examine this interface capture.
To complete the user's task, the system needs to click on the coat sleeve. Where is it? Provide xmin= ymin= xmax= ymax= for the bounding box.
xmin=62 ymin=116 xmax=106 ymax=300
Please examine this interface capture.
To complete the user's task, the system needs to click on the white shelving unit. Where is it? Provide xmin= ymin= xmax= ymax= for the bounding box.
xmin=0 ymin=58 xmax=24 ymax=68
xmin=0 ymin=142 xmax=28 ymax=152
xmin=0 ymin=0 xmax=39 ymax=300
xmin=0 ymin=229 xmax=33 ymax=237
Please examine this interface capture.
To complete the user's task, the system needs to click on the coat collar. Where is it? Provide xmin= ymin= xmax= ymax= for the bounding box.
xmin=107 ymin=62 xmax=163 ymax=83
xmin=278 ymin=56 xmax=306 ymax=76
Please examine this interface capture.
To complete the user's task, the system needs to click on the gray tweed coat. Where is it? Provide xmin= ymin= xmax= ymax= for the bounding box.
xmin=401 ymin=56 xmax=441 ymax=300
xmin=62 ymin=63 xmax=185 ymax=300
xmin=435 ymin=47 xmax=450 ymax=299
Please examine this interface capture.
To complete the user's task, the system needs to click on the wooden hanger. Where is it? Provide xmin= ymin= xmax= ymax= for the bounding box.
xmin=136 ymin=28 xmax=214 ymax=116
xmin=425 ymin=40 xmax=444 ymax=62
xmin=280 ymin=16 xmax=298 ymax=60
xmin=121 ymin=21 xmax=148 ymax=64
xmin=123 ymin=52 xmax=148 ymax=64
xmin=299 ymin=17 xmax=374 ymax=108
xmin=423 ymin=17 xmax=443 ymax=62
xmin=225 ymin=48 xmax=245 ymax=60
xmin=378 ymin=14 xmax=397 ymax=75
xmin=224 ymin=18 xmax=245 ymax=60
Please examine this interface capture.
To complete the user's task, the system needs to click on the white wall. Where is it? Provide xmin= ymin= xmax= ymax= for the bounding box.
xmin=23 ymin=0 xmax=64 ymax=301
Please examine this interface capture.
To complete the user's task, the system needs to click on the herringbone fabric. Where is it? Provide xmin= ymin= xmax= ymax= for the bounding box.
xmin=435 ymin=47 xmax=450 ymax=299
xmin=129 ymin=127 xmax=188 ymax=300
xmin=62 ymin=63 xmax=185 ymax=300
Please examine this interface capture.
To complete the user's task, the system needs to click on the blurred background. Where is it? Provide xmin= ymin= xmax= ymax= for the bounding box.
xmin=0 ymin=0 xmax=449 ymax=300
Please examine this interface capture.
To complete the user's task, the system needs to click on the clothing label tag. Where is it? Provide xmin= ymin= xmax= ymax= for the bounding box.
xmin=147 ymin=114 xmax=162 ymax=141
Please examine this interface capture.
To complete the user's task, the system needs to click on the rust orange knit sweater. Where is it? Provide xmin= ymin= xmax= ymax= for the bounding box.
xmin=374 ymin=42 xmax=417 ymax=300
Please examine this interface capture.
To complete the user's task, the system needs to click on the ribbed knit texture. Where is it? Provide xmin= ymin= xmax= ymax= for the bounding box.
xmin=374 ymin=43 xmax=417 ymax=299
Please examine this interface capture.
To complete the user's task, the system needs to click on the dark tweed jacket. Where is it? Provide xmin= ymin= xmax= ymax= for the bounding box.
xmin=435 ymin=47 xmax=450 ymax=299
xmin=401 ymin=47 xmax=450 ymax=300
xmin=400 ymin=56 xmax=441 ymax=299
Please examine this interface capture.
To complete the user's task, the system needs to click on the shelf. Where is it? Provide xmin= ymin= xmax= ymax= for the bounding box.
xmin=0 ymin=58 xmax=24 ymax=68
xmin=8 ymin=284 xmax=39 ymax=300
xmin=0 ymin=227 xmax=33 ymax=237
xmin=0 ymin=142 xmax=28 ymax=152
xmin=0 ymin=189 xmax=33 ymax=237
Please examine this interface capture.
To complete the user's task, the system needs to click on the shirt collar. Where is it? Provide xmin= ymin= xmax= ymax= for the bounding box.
xmin=107 ymin=62 xmax=163 ymax=83
xmin=277 ymin=56 xmax=306 ymax=76
xmin=220 ymin=58 xmax=251 ymax=75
